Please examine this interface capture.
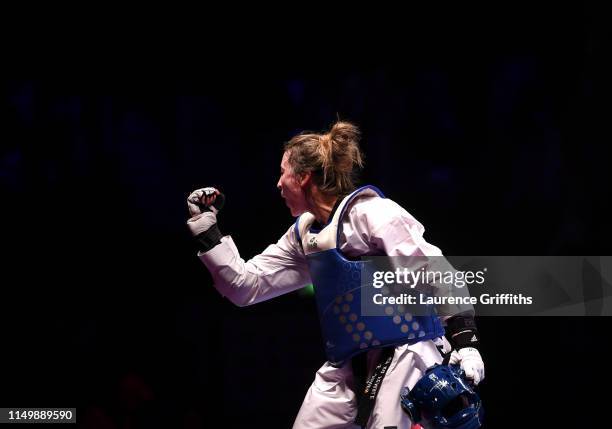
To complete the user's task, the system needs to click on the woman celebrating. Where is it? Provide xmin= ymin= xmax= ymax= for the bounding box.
xmin=186 ymin=122 xmax=485 ymax=428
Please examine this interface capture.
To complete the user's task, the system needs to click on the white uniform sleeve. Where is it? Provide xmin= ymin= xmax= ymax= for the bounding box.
xmin=340 ymin=196 xmax=473 ymax=319
xmin=198 ymin=224 xmax=312 ymax=307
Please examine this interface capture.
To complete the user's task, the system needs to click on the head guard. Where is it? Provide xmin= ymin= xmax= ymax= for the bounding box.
xmin=400 ymin=364 xmax=484 ymax=429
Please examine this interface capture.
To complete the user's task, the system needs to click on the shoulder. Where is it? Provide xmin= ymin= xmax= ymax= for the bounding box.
xmin=345 ymin=195 xmax=424 ymax=234
xmin=347 ymin=195 xmax=404 ymax=216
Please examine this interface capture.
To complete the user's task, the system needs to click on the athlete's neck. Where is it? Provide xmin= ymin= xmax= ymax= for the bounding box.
xmin=308 ymin=188 xmax=339 ymax=226
xmin=313 ymin=199 xmax=336 ymax=225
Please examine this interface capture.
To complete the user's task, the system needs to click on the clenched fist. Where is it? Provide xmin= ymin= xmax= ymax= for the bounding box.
xmin=186 ymin=187 xmax=225 ymax=251
xmin=187 ymin=187 xmax=225 ymax=217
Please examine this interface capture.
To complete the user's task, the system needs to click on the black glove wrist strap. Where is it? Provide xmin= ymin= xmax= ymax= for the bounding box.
xmin=445 ymin=314 xmax=480 ymax=350
xmin=196 ymin=223 xmax=223 ymax=252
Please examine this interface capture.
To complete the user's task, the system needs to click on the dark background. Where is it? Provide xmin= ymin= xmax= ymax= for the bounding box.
xmin=2 ymin=6 xmax=611 ymax=428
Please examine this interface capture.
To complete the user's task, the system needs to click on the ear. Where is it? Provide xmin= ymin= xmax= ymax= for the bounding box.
xmin=298 ymin=171 xmax=312 ymax=189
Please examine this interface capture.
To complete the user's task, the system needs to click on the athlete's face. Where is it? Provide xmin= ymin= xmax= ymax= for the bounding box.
xmin=277 ymin=151 xmax=309 ymax=216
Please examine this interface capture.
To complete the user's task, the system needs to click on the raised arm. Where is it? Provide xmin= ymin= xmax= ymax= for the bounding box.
xmin=186 ymin=187 xmax=312 ymax=307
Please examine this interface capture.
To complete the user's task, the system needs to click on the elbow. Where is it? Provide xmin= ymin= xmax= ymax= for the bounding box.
xmin=219 ymin=279 xmax=257 ymax=308
xmin=210 ymin=268 xmax=254 ymax=307
xmin=212 ymin=265 xmax=263 ymax=307
xmin=225 ymin=294 xmax=252 ymax=307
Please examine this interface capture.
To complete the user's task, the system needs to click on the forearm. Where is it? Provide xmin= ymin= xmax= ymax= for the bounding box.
xmin=199 ymin=235 xmax=311 ymax=306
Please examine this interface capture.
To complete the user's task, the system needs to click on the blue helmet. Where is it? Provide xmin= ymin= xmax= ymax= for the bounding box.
xmin=400 ymin=364 xmax=484 ymax=429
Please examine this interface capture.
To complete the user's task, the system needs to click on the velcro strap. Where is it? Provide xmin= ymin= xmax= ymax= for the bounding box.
xmin=196 ymin=223 xmax=223 ymax=252
xmin=445 ymin=315 xmax=480 ymax=349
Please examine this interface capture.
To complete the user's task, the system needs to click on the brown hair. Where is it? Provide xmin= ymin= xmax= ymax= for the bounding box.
xmin=284 ymin=121 xmax=365 ymax=196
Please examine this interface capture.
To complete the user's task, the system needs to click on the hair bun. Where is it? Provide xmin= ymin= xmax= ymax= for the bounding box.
xmin=329 ymin=121 xmax=361 ymax=147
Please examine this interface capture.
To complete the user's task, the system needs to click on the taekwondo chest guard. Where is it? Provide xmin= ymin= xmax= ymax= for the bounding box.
xmin=400 ymin=364 xmax=484 ymax=429
xmin=294 ymin=185 xmax=444 ymax=365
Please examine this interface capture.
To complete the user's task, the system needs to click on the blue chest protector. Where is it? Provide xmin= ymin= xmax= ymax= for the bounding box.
xmin=295 ymin=185 xmax=444 ymax=365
